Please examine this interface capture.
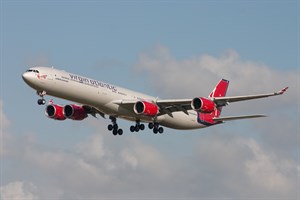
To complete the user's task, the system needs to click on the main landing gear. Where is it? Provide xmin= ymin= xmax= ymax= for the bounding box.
xmin=130 ymin=120 xmax=145 ymax=132
xmin=148 ymin=122 xmax=164 ymax=134
xmin=130 ymin=121 xmax=163 ymax=134
xmin=37 ymin=91 xmax=46 ymax=105
xmin=107 ymin=116 xmax=123 ymax=135
xmin=107 ymin=118 xmax=164 ymax=135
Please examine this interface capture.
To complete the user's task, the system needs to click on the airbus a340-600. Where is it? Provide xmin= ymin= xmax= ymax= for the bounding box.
xmin=22 ymin=66 xmax=288 ymax=135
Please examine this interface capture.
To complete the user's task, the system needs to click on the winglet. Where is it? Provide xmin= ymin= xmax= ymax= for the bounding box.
xmin=277 ymin=87 xmax=289 ymax=95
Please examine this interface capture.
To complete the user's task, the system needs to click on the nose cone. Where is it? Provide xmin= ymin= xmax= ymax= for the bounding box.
xmin=22 ymin=72 xmax=30 ymax=83
xmin=22 ymin=72 xmax=35 ymax=87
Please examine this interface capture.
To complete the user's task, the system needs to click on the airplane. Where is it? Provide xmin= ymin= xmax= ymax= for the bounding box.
xmin=22 ymin=66 xmax=288 ymax=135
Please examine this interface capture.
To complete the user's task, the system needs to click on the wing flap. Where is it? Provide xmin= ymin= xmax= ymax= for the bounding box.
xmin=82 ymin=105 xmax=106 ymax=118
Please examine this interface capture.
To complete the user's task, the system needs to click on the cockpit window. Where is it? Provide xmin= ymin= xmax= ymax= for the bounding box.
xmin=26 ymin=69 xmax=39 ymax=73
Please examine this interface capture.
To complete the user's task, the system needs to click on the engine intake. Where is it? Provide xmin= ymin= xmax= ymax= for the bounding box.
xmin=134 ymin=101 xmax=159 ymax=117
xmin=63 ymin=104 xmax=88 ymax=120
xmin=45 ymin=104 xmax=66 ymax=120
xmin=191 ymin=97 xmax=216 ymax=113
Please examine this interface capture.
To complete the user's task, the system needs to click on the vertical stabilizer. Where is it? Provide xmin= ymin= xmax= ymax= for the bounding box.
xmin=209 ymin=79 xmax=229 ymax=98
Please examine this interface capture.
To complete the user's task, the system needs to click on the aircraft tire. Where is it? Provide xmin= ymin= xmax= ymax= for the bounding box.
xmin=158 ymin=127 xmax=164 ymax=134
xmin=130 ymin=126 xmax=135 ymax=132
xmin=108 ymin=124 xmax=113 ymax=131
xmin=37 ymin=99 xmax=43 ymax=105
xmin=118 ymin=129 xmax=123 ymax=135
xmin=148 ymin=123 xmax=154 ymax=129
xmin=135 ymin=125 xmax=140 ymax=132
xmin=139 ymin=124 xmax=145 ymax=130
xmin=113 ymin=124 xmax=118 ymax=130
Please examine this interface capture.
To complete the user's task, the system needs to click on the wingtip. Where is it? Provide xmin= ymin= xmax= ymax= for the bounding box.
xmin=278 ymin=87 xmax=289 ymax=95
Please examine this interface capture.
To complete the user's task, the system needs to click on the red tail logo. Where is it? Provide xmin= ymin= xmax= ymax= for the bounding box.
xmin=209 ymin=79 xmax=229 ymax=98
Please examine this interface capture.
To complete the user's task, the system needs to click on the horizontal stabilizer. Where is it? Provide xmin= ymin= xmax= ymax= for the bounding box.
xmin=213 ymin=114 xmax=267 ymax=122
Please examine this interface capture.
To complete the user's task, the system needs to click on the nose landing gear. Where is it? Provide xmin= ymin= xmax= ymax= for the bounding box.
xmin=37 ymin=91 xmax=47 ymax=105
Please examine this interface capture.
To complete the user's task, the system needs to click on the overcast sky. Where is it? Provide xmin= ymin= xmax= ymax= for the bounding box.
xmin=1 ymin=1 xmax=299 ymax=200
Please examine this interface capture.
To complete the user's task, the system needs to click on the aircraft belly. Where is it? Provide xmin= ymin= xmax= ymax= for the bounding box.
xmin=159 ymin=112 xmax=204 ymax=130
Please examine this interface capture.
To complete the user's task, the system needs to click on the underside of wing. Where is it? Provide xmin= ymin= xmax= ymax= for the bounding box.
xmin=82 ymin=105 xmax=106 ymax=118
xmin=156 ymin=99 xmax=192 ymax=115
xmin=112 ymin=99 xmax=193 ymax=116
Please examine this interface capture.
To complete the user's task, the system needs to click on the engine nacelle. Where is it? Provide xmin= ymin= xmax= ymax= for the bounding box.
xmin=191 ymin=97 xmax=216 ymax=113
xmin=63 ymin=104 xmax=88 ymax=120
xmin=45 ymin=104 xmax=66 ymax=120
xmin=134 ymin=101 xmax=159 ymax=117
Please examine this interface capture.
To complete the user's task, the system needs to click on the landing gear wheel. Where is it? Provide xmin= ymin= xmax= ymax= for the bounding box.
xmin=109 ymin=116 xmax=123 ymax=136
xmin=130 ymin=120 xmax=146 ymax=133
xmin=151 ymin=122 xmax=163 ymax=134
xmin=37 ymin=99 xmax=46 ymax=105
xmin=118 ymin=129 xmax=123 ymax=135
xmin=113 ymin=124 xmax=118 ymax=130
xmin=130 ymin=126 xmax=135 ymax=132
xmin=135 ymin=125 xmax=140 ymax=132
xmin=108 ymin=124 xmax=113 ymax=131
xmin=37 ymin=99 xmax=43 ymax=105
xmin=139 ymin=124 xmax=145 ymax=130
xmin=158 ymin=127 xmax=164 ymax=134
xmin=148 ymin=123 xmax=154 ymax=129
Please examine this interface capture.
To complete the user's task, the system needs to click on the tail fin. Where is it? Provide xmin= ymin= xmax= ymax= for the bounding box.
xmin=209 ymin=79 xmax=229 ymax=98
xmin=197 ymin=79 xmax=229 ymax=125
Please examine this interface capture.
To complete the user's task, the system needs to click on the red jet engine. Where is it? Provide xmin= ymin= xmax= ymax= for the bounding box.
xmin=191 ymin=97 xmax=216 ymax=113
xmin=134 ymin=101 xmax=159 ymax=117
xmin=45 ymin=104 xmax=66 ymax=120
xmin=63 ymin=104 xmax=88 ymax=120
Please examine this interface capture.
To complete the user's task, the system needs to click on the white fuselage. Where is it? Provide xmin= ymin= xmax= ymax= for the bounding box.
xmin=22 ymin=67 xmax=206 ymax=130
